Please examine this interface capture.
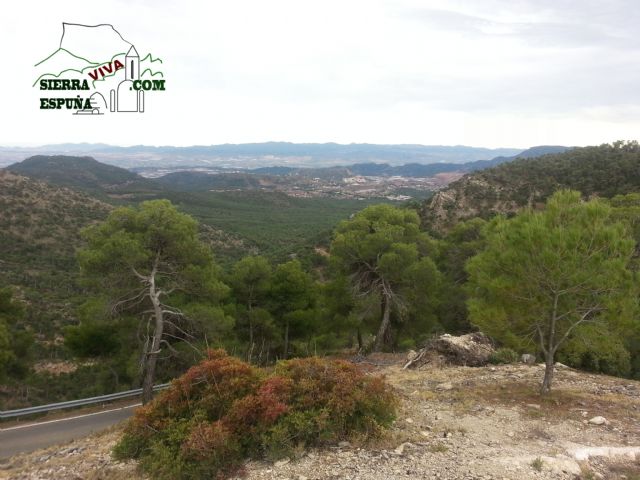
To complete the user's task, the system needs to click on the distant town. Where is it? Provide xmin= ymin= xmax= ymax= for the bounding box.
xmin=135 ymin=166 xmax=464 ymax=200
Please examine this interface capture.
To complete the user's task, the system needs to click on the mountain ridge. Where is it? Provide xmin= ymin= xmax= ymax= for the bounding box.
xmin=148 ymin=145 xmax=570 ymax=192
xmin=0 ymin=143 xmax=528 ymax=169
xmin=7 ymin=155 xmax=163 ymax=199
xmin=420 ymin=142 xmax=640 ymax=233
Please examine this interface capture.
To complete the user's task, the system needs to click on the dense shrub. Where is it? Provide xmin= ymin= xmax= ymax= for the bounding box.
xmin=557 ymin=328 xmax=631 ymax=377
xmin=489 ymin=347 xmax=519 ymax=365
xmin=113 ymin=349 xmax=397 ymax=479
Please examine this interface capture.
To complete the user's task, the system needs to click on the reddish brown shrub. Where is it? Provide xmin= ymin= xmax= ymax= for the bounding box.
xmin=114 ymin=351 xmax=396 ymax=480
xmin=226 ymin=376 xmax=292 ymax=429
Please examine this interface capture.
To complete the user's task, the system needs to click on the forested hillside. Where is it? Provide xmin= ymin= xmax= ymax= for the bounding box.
xmin=153 ymin=171 xmax=278 ymax=191
xmin=3 ymin=144 xmax=640 ymax=415
xmin=7 ymin=155 xmax=163 ymax=200
xmin=6 ymin=156 xmax=378 ymax=263
xmin=0 ymin=170 xmax=111 ymax=335
xmin=0 ymin=161 xmax=378 ymax=406
xmin=0 ymin=166 xmax=378 ymax=407
xmin=421 ymin=141 xmax=640 ymax=232
xmin=169 ymin=190 xmax=380 ymax=261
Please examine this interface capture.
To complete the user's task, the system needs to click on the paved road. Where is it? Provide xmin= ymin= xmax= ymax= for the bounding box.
xmin=0 ymin=404 xmax=139 ymax=460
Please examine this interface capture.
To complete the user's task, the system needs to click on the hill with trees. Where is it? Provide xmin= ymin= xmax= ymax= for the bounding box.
xmin=7 ymin=155 xmax=163 ymax=200
xmin=4 ymin=143 xmax=640 ymax=417
xmin=421 ymin=142 xmax=640 ymax=232
xmin=154 ymin=171 xmax=283 ymax=191
xmin=0 ymin=170 xmax=112 ymax=334
xmin=5 ymin=156 xmax=380 ymax=263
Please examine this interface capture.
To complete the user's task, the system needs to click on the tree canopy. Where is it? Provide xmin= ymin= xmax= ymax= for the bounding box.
xmin=78 ymin=200 xmax=229 ymax=402
xmin=466 ymin=190 xmax=638 ymax=392
xmin=0 ymin=288 xmax=25 ymax=380
xmin=331 ymin=204 xmax=441 ymax=351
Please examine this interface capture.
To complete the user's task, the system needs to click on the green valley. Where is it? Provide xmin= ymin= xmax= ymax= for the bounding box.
xmin=3 ymin=143 xmax=640 ymax=415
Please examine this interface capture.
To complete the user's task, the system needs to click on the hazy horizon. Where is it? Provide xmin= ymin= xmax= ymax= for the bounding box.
xmin=0 ymin=140 xmax=530 ymax=149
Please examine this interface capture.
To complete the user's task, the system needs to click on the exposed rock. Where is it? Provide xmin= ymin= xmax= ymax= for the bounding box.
xmin=274 ymin=458 xmax=291 ymax=467
xmin=588 ymin=416 xmax=608 ymax=426
xmin=404 ymin=332 xmax=494 ymax=369
xmin=569 ymin=445 xmax=640 ymax=461
xmin=394 ymin=442 xmax=413 ymax=455
xmin=421 ymin=174 xmax=527 ymax=232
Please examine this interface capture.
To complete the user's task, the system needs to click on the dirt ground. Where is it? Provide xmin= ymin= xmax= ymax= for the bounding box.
xmin=2 ymin=359 xmax=639 ymax=480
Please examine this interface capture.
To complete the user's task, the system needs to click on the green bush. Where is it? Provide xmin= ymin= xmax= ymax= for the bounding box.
xmin=489 ymin=347 xmax=519 ymax=364
xmin=557 ymin=327 xmax=631 ymax=377
xmin=113 ymin=349 xmax=397 ymax=479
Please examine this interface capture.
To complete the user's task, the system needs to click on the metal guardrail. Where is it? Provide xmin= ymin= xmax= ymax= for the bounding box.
xmin=0 ymin=383 xmax=170 ymax=419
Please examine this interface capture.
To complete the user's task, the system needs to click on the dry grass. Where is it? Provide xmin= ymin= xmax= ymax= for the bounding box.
xmin=607 ymin=460 xmax=640 ymax=480
xmin=580 ymin=459 xmax=640 ymax=480
xmin=531 ymin=457 xmax=544 ymax=471
xmin=427 ymin=443 xmax=449 ymax=453
xmin=443 ymin=380 xmax=640 ymax=426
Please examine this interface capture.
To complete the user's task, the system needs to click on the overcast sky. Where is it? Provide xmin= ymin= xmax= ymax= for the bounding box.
xmin=2 ymin=0 xmax=639 ymax=148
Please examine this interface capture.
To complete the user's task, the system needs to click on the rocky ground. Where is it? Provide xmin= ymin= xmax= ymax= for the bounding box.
xmin=1 ymin=359 xmax=639 ymax=480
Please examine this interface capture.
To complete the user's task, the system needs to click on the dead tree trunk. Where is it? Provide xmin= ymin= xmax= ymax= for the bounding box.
xmin=141 ymin=256 xmax=163 ymax=404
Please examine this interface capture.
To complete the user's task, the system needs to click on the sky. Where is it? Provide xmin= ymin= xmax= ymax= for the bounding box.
xmin=2 ymin=0 xmax=639 ymax=148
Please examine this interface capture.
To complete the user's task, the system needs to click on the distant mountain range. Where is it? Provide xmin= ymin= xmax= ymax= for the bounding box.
xmin=0 ymin=142 xmax=532 ymax=169
xmin=141 ymin=145 xmax=570 ymax=186
xmin=277 ymin=145 xmax=571 ymax=177
xmin=5 ymin=146 xmax=571 ymax=200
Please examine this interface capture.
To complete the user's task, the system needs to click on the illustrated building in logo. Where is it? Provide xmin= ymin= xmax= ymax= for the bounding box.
xmin=75 ymin=92 xmax=108 ymax=115
xmin=126 ymin=45 xmax=139 ymax=80
xmin=111 ymin=46 xmax=144 ymax=113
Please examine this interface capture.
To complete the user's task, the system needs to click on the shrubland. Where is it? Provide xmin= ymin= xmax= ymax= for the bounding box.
xmin=113 ymin=350 xmax=397 ymax=480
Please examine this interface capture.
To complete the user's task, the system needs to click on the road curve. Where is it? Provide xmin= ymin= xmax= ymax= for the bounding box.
xmin=0 ymin=404 xmax=139 ymax=460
